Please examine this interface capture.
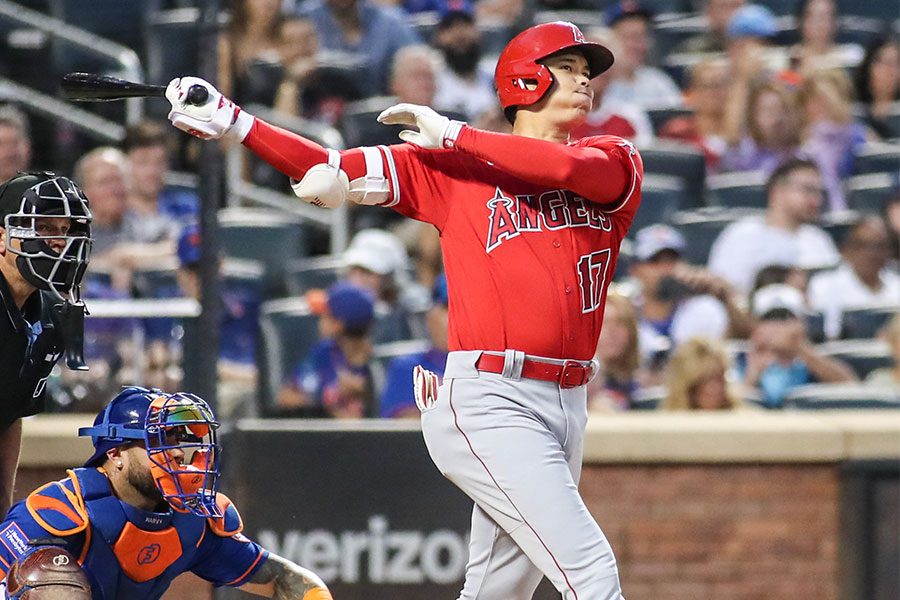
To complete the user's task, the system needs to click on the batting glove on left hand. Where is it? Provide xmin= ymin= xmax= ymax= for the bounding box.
xmin=377 ymin=103 xmax=465 ymax=150
xmin=165 ymin=77 xmax=254 ymax=141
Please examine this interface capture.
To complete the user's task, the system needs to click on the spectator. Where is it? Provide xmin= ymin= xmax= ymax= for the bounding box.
xmin=431 ymin=5 xmax=497 ymax=121
xmin=797 ymin=67 xmax=870 ymax=211
xmin=743 ymin=283 xmax=855 ymax=407
xmin=604 ymin=1 xmax=684 ymax=109
xmin=719 ymin=79 xmax=801 ymax=175
xmin=723 ymin=4 xmax=789 ymax=81
xmin=74 ymin=147 xmax=177 ymax=291
xmin=788 ymin=0 xmax=863 ymax=74
xmin=175 ymin=225 xmax=261 ymax=419
xmin=808 ymin=216 xmax=900 ymax=338
xmin=219 ymin=0 xmax=285 ymax=104
xmin=709 ymin=158 xmax=841 ymax=292
xmin=0 ymin=105 xmax=30 ymax=183
xmin=571 ymin=27 xmax=654 ymax=146
xmin=675 ymin=0 xmax=746 ymax=54
xmin=298 ymin=0 xmax=420 ymax=97
xmin=343 ymin=228 xmax=430 ymax=338
xmin=865 ymin=312 xmax=900 ymax=387
xmin=273 ymin=13 xmax=365 ymax=126
xmin=884 ymin=188 xmax=900 ymax=264
xmin=588 ymin=292 xmax=642 ymax=411
xmin=278 ymin=281 xmax=376 ymax=418
xmin=379 ymin=274 xmax=449 ymax=418
xmin=853 ymin=35 xmax=900 ymax=141
xmin=629 ymin=225 xmax=749 ymax=381
xmin=659 ymin=57 xmax=732 ymax=169
xmin=123 ymin=121 xmax=198 ymax=220
xmin=752 ymin=263 xmax=810 ymax=294
xmin=662 ymin=337 xmax=742 ymax=410
xmin=389 ymin=44 xmax=441 ymax=107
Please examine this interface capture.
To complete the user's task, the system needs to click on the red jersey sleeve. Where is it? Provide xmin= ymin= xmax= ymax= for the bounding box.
xmin=452 ymin=127 xmax=643 ymax=224
xmin=241 ymin=118 xmax=456 ymax=228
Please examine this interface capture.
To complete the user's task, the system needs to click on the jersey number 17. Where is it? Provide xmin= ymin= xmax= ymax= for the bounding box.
xmin=577 ymin=249 xmax=611 ymax=314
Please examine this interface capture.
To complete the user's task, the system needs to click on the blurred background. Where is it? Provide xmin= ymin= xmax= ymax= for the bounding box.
xmin=1 ymin=0 xmax=898 ymax=598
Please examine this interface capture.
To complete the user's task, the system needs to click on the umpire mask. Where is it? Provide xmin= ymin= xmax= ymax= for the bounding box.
xmin=0 ymin=172 xmax=93 ymax=303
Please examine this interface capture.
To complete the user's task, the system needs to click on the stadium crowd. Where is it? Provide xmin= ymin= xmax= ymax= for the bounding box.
xmin=0 ymin=0 xmax=898 ymax=418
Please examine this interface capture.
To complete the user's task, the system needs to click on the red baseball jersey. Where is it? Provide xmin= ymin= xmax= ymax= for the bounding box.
xmin=244 ymin=121 xmax=642 ymax=360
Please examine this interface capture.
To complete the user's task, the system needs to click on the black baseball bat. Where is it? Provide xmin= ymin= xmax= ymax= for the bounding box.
xmin=61 ymin=72 xmax=209 ymax=105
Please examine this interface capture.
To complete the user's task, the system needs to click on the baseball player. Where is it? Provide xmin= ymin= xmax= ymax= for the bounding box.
xmin=165 ymin=20 xmax=641 ymax=600
xmin=0 ymin=386 xmax=333 ymax=600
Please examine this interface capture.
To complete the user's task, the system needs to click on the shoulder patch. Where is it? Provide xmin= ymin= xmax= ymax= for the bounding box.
xmin=25 ymin=478 xmax=89 ymax=537
xmin=207 ymin=492 xmax=244 ymax=537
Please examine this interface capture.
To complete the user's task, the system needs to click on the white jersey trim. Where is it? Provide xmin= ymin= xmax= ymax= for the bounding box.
xmin=600 ymin=140 xmax=639 ymax=214
xmin=380 ymin=145 xmax=401 ymax=207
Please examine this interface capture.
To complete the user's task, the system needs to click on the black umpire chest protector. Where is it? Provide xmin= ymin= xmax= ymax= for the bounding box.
xmin=0 ymin=272 xmax=65 ymax=430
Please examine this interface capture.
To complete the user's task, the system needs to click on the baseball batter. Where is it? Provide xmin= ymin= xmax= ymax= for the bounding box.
xmin=165 ymin=20 xmax=641 ymax=600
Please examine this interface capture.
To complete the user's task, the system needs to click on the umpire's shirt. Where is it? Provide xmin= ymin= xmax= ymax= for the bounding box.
xmin=0 ymin=271 xmax=64 ymax=430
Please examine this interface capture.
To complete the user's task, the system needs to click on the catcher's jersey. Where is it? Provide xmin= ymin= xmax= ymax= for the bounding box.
xmin=0 ymin=468 xmax=267 ymax=599
xmin=376 ymin=133 xmax=642 ymax=360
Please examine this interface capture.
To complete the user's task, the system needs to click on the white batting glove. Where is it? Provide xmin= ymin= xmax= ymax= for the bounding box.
xmin=165 ymin=77 xmax=254 ymax=141
xmin=413 ymin=365 xmax=440 ymax=412
xmin=377 ymin=103 xmax=465 ymax=150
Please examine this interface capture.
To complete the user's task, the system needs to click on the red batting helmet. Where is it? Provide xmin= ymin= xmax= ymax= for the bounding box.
xmin=494 ymin=21 xmax=614 ymax=113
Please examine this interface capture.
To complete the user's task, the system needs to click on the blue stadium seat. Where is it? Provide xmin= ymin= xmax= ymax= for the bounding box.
xmin=646 ymin=106 xmax=695 ymax=134
xmin=816 ymin=339 xmax=895 ymax=379
xmin=853 ymin=142 xmax=900 ymax=175
xmin=629 ymin=174 xmax=685 ymax=235
xmin=145 ymin=8 xmax=201 ymax=105
xmin=847 ymin=173 xmax=898 ymax=214
xmin=670 ymin=207 xmax=761 ymax=265
xmin=256 ymin=297 xmax=321 ymax=415
xmin=341 ymin=97 xmax=467 ymax=148
xmin=840 ymin=306 xmax=899 ymax=339
xmin=835 ymin=0 xmax=900 ymax=22
xmin=218 ymin=208 xmax=308 ymax=298
xmin=706 ymin=171 xmax=768 ymax=209
xmin=639 ymin=142 xmax=706 ymax=208
xmin=782 ymin=383 xmax=900 ymax=409
xmin=284 ymin=255 xmax=345 ymax=296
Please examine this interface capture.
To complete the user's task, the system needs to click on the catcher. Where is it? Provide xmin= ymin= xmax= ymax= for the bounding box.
xmin=0 ymin=387 xmax=333 ymax=600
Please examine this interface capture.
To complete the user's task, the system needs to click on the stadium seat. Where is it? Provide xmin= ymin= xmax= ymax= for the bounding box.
xmin=145 ymin=8 xmax=201 ymax=108
xmin=218 ymin=208 xmax=308 ymax=298
xmin=835 ymin=0 xmax=900 ymax=22
xmin=630 ymin=386 xmax=664 ymax=410
xmin=670 ymin=207 xmax=761 ymax=265
xmin=371 ymin=304 xmax=415 ymax=345
xmin=853 ymin=142 xmax=900 ymax=175
xmin=284 ymin=255 xmax=345 ymax=296
xmin=755 ymin=0 xmax=803 ymax=16
xmin=256 ymin=297 xmax=321 ymax=415
xmin=131 ymin=266 xmax=179 ymax=299
xmin=639 ymin=141 xmax=706 ymax=207
xmin=840 ymin=306 xmax=899 ymax=339
xmin=50 ymin=0 xmax=160 ymax=73
xmin=847 ymin=173 xmax=898 ymax=214
xmin=782 ymin=383 xmax=900 ymax=410
xmin=652 ymin=17 xmax=704 ymax=63
xmin=629 ymin=174 xmax=685 ymax=235
xmin=341 ymin=97 xmax=466 ymax=148
xmin=645 ymin=106 xmax=695 ymax=134
xmin=705 ymin=170 xmax=768 ymax=209
xmin=222 ymin=259 xmax=266 ymax=299
xmin=816 ymin=339 xmax=894 ymax=379
xmin=370 ymin=339 xmax=431 ymax=404
xmin=806 ymin=311 xmax=827 ymax=345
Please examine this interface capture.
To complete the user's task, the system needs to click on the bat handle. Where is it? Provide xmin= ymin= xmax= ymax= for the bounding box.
xmin=186 ymin=85 xmax=209 ymax=106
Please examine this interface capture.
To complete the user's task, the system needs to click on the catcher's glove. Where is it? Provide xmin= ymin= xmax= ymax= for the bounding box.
xmin=5 ymin=544 xmax=91 ymax=600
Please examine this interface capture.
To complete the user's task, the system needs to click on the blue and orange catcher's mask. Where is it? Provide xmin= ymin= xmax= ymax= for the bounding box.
xmin=79 ymin=387 xmax=222 ymax=518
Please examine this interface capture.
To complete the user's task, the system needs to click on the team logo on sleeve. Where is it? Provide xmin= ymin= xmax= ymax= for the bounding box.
xmin=485 ymin=188 xmax=612 ymax=253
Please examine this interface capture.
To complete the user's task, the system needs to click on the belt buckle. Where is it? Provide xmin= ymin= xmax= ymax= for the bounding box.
xmin=559 ymin=361 xmax=587 ymax=389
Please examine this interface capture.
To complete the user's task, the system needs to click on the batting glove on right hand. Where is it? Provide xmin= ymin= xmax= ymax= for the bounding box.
xmin=165 ymin=77 xmax=254 ymax=141
xmin=413 ymin=365 xmax=440 ymax=412
xmin=377 ymin=103 xmax=465 ymax=150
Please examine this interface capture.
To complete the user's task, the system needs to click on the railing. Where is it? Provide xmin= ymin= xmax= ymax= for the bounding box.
xmin=0 ymin=76 xmax=124 ymax=142
xmin=225 ymin=105 xmax=350 ymax=254
xmin=0 ymin=0 xmax=144 ymax=124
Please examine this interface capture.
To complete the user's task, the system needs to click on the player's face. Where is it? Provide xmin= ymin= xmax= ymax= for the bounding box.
xmin=121 ymin=444 xmax=166 ymax=506
xmin=535 ymin=53 xmax=594 ymax=126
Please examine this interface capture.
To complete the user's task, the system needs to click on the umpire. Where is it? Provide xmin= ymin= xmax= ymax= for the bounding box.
xmin=0 ymin=172 xmax=92 ymax=518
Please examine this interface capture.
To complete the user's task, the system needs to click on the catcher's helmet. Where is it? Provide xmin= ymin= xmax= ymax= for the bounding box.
xmin=494 ymin=21 xmax=614 ymax=117
xmin=79 ymin=387 xmax=222 ymax=517
xmin=0 ymin=172 xmax=92 ymax=303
